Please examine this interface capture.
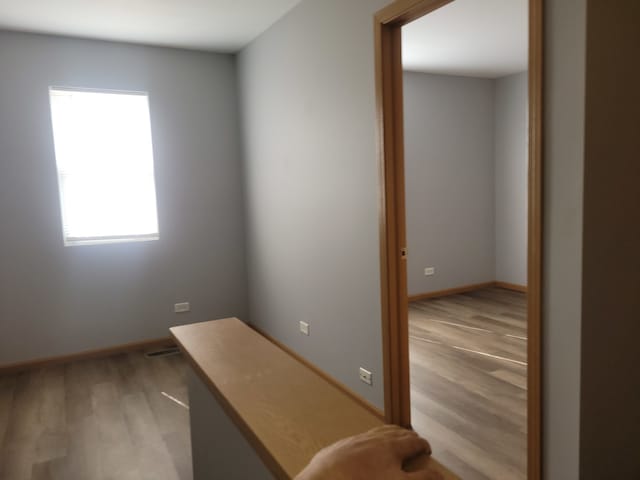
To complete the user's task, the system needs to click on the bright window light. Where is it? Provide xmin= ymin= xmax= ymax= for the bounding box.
xmin=49 ymin=88 xmax=159 ymax=246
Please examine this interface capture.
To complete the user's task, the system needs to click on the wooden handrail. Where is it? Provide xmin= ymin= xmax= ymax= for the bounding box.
xmin=171 ymin=318 xmax=457 ymax=479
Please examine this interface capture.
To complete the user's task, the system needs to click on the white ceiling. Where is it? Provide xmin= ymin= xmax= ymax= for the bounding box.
xmin=402 ymin=0 xmax=528 ymax=78
xmin=0 ymin=0 xmax=528 ymax=72
xmin=0 ymin=0 xmax=304 ymax=52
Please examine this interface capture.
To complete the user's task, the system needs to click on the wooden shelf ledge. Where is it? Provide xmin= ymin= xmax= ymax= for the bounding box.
xmin=171 ymin=318 xmax=456 ymax=479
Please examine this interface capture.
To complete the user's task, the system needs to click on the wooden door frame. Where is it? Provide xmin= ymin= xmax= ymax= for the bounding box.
xmin=374 ymin=1 xmax=543 ymax=479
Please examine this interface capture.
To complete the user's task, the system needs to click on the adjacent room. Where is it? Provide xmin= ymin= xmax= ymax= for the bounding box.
xmin=402 ymin=1 xmax=529 ymax=478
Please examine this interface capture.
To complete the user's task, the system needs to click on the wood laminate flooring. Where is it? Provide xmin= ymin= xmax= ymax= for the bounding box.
xmin=410 ymin=287 xmax=527 ymax=480
xmin=0 ymin=351 xmax=192 ymax=480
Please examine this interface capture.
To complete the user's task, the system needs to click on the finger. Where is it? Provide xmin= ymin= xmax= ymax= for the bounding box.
xmin=404 ymin=470 xmax=444 ymax=480
xmin=365 ymin=425 xmax=414 ymax=444
xmin=393 ymin=434 xmax=432 ymax=459
xmin=371 ymin=425 xmax=422 ymax=441
xmin=368 ymin=424 xmax=407 ymax=436
xmin=369 ymin=426 xmax=432 ymax=456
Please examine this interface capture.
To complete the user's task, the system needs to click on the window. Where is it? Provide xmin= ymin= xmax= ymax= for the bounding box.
xmin=49 ymin=88 xmax=159 ymax=246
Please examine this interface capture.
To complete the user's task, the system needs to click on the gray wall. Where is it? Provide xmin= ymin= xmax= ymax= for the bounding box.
xmin=0 ymin=31 xmax=247 ymax=364
xmin=0 ymin=1 xmax=595 ymax=477
xmin=543 ymin=0 xmax=585 ymax=477
xmin=189 ymin=370 xmax=273 ymax=479
xmin=495 ymin=72 xmax=528 ymax=286
xmin=403 ymin=72 xmax=496 ymax=296
xmin=238 ymin=0 xmax=388 ymax=409
xmin=239 ymin=0 xmax=587 ymax=476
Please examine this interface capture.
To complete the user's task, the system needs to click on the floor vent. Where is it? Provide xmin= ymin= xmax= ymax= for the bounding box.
xmin=145 ymin=347 xmax=181 ymax=358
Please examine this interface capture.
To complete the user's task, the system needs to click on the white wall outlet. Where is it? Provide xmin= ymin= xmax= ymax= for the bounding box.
xmin=424 ymin=267 xmax=436 ymax=276
xmin=359 ymin=367 xmax=373 ymax=386
xmin=174 ymin=302 xmax=190 ymax=313
xmin=299 ymin=321 xmax=310 ymax=336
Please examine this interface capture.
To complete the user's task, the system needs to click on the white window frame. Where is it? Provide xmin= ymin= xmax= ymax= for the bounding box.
xmin=48 ymin=86 xmax=160 ymax=247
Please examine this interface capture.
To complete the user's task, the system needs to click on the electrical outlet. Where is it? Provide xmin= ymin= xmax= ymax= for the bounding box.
xmin=174 ymin=302 xmax=190 ymax=313
xmin=359 ymin=367 xmax=373 ymax=386
xmin=299 ymin=321 xmax=310 ymax=336
xmin=424 ymin=267 xmax=436 ymax=276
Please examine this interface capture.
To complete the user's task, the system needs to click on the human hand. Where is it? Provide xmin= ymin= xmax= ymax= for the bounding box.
xmin=295 ymin=425 xmax=442 ymax=480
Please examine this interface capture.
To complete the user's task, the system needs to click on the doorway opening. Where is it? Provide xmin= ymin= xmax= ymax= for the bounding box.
xmin=374 ymin=1 xmax=542 ymax=479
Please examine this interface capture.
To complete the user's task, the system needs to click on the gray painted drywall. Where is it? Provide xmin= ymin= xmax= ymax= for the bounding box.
xmin=403 ymin=71 xmax=528 ymax=295
xmin=188 ymin=370 xmax=273 ymax=479
xmin=240 ymin=0 xmax=587 ymax=476
xmin=0 ymin=31 xmax=247 ymax=364
xmin=403 ymin=72 xmax=496 ymax=296
xmin=543 ymin=0 xmax=585 ymax=478
xmin=238 ymin=0 xmax=388 ymax=409
xmin=495 ymin=72 xmax=528 ymax=286
xmin=0 ymin=3 xmax=597 ymax=478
